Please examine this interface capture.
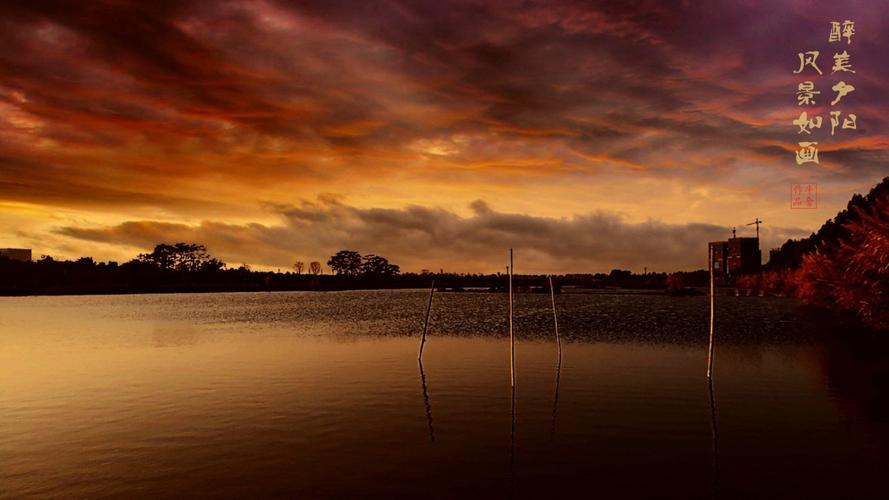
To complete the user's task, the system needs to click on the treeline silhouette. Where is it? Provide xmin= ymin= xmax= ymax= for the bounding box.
xmin=767 ymin=176 xmax=889 ymax=270
xmin=0 ymin=243 xmax=707 ymax=296
xmin=744 ymin=176 xmax=889 ymax=330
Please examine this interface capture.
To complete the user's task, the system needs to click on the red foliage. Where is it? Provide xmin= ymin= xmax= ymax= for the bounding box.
xmin=737 ymin=268 xmax=801 ymax=297
xmin=736 ymin=273 xmax=759 ymax=290
xmin=796 ymin=195 xmax=889 ymax=330
xmin=735 ymin=194 xmax=888 ymax=330
xmin=665 ymin=273 xmax=684 ymax=291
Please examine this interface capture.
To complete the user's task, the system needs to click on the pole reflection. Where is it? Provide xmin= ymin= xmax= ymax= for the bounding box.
xmin=708 ymin=377 xmax=719 ymax=498
xmin=550 ymin=358 xmax=561 ymax=441
xmin=418 ymin=359 xmax=435 ymax=443
xmin=509 ymin=384 xmax=516 ymax=498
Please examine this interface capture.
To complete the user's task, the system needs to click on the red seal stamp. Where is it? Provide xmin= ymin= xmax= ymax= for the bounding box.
xmin=791 ymin=183 xmax=817 ymax=209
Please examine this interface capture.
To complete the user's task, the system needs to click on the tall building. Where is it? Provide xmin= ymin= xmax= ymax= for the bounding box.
xmin=0 ymin=248 xmax=32 ymax=262
xmin=768 ymin=248 xmax=782 ymax=269
xmin=708 ymin=237 xmax=760 ymax=280
xmin=727 ymin=237 xmax=761 ymax=275
xmin=709 ymin=241 xmax=728 ymax=274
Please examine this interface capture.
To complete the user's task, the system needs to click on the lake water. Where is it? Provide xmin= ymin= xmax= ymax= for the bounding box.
xmin=1 ymin=291 xmax=887 ymax=499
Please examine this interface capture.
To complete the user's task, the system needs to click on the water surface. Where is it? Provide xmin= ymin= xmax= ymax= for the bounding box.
xmin=1 ymin=291 xmax=887 ymax=499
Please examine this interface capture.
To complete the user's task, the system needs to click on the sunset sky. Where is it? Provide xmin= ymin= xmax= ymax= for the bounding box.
xmin=1 ymin=0 xmax=886 ymax=273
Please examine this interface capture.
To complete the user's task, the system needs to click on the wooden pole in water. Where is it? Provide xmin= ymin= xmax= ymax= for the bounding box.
xmin=706 ymin=245 xmax=716 ymax=379
xmin=418 ymin=280 xmax=435 ymax=361
xmin=507 ymin=252 xmax=516 ymax=493
xmin=548 ymin=275 xmax=561 ymax=362
xmin=509 ymin=249 xmax=515 ymax=388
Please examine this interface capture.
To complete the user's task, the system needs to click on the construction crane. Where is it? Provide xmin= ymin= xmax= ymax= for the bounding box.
xmin=746 ymin=218 xmax=763 ymax=239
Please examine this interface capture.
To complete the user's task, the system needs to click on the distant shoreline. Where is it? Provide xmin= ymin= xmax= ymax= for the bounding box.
xmin=0 ymin=257 xmax=711 ymax=298
xmin=0 ymin=285 xmax=729 ymax=299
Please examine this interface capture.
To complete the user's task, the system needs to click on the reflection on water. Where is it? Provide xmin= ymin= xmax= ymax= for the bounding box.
xmin=151 ymin=321 xmax=202 ymax=348
xmin=550 ymin=358 xmax=561 ymax=441
xmin=708 ymin=377 xmax=719 ymax=499
xmin=0 ymin=291 xmax=887 ymax=498
xmin=418 ymin=360 xmax=435 ymax=443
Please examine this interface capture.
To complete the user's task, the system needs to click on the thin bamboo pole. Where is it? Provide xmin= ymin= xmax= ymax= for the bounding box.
xmin=548 ymin=274 xmax=562 ymax=441
xmin=706 ymin=246 xmax=716 ymax=379
xmin=508 ymin=250 xmax=516 ymax=494
xmin=418 ymin=280 xmax=435 ymax=361
xmin=509 ymin=249 xmax=515 ymax=388
xmin=548 ymin=275 xmax=561 ymax=362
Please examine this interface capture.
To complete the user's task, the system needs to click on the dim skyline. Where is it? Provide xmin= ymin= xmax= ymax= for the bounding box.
xmin=1 ymin=0 xmax=887 ymax=273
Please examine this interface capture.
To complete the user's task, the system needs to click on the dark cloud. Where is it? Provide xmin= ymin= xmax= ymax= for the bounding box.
xmin=1 ymin=0 xmax=885 ymax=209
xmin=56 ymin=197 xmax=809 ymax=272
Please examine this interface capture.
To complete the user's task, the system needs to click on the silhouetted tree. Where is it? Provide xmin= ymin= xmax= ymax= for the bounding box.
xmin=770 ymin=176 xmax=889 ymax=269
xmin=609 ymin=269 xmax=632 ymax=280
xmin=327 ymin=250 xmax=362 ymax=276
xmin=294 ymin=261 xmax=305 ymax=274
xmin=75 ymin=257 xmax=95 ymax=267
xmin=360 ymin=254 xmax=400 ymax=276
xmin=309 ymin=261 xmax=322 ymax=275
xmin=137 ymin=243 xmax=224 ymax=272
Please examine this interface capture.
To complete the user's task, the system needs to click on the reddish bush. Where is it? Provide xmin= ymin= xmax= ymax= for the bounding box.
xmin=796 ymin=194 xmax=889 ymax=330
xmin=737 ymin=268 xmax=800 ymax=296
xmin=734 ymin=193 xmax=887 ymax=330
xmin=736 ymin=274 xmax=760 ymax=291
xmin=665 ymin=273 xmax=685 ymax=291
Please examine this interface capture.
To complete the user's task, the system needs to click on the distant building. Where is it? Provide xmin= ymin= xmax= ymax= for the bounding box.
xmin=727 ymin=237 xmax=761 ymax=275
xmin=708 ymin=237 xmax=760 ymax=280
xmin=709 ymin=241 xmax=728 ymax=274
xmin=768 ymin=248 xmax=781 ymax=269
xmin=0 ymin=248 xmax=32 ymax=262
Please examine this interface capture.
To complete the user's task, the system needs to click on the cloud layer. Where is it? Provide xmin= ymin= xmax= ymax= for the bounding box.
xmin=56 ymin=197 xmax=809 ymax=272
